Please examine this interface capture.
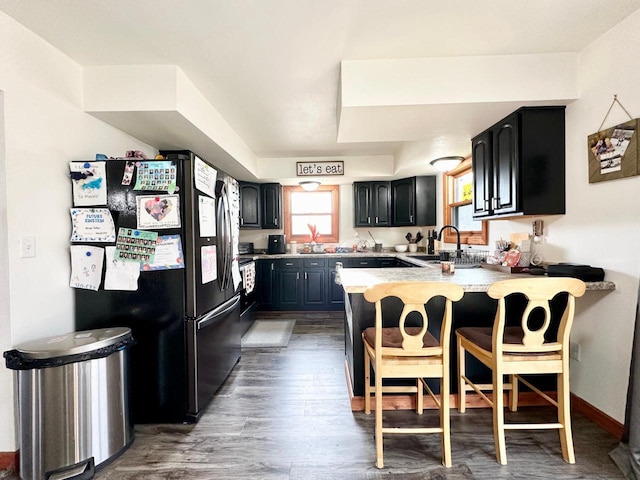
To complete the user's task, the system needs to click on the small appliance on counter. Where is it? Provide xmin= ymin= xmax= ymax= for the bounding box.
xmin=547 ymin=263 xmax=605 ymax=281
xmin=267 ymin=234 xmax=286 ymax=254
xmin=239 ymin=242 xmax=254 ymax=255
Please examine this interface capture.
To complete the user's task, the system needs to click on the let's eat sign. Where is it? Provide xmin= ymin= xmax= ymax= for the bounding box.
xmin=296 ymin=161 xmax=344 ymax=176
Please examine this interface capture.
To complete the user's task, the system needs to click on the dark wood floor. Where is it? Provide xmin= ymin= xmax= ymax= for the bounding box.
xmin=2 ymin=313 xmax=625 ymax=479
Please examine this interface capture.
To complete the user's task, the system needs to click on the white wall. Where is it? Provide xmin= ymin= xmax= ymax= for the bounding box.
xmin=485 ymin=11 xmax=640 ymax=422
xmin=0 ymin=12 xmax=156 ymax=452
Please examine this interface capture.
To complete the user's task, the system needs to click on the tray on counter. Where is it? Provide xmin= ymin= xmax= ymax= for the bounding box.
xmin=480 ymin=263 xmax=531 ymax=274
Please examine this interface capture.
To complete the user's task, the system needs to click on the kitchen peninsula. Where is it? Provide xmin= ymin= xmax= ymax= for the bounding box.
xmin=337 ymin=265 xmax=615 ymax=411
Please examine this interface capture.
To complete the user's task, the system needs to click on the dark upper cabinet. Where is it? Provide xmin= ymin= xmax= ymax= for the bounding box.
xmin=261 ymin=183 xmax=282 ymax=229
xmin=239 ymin=182 xmax=282 ymax=229
xmin=391 ymin=176 xmax=436 ymax=226
xmin=353 ymin=182 xmax=391 ymax=227
xmin=239 ymin=182 xmax=261 ymax=229
xmin=472 ymin=106 xmax=566 ymax=219
xmin=471 ymin=131 xmax=493 ymax=218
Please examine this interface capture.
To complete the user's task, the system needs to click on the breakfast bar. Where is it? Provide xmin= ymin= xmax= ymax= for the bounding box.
xmin=338 ymin=265 xmax=616 ymax=410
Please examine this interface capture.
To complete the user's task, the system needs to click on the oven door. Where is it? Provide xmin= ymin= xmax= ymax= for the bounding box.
xmin=186 ymin=294 xmax=241 ymax=422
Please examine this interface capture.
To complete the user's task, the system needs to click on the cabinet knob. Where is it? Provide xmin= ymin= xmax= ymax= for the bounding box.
xmin=375 ymin=216 xmax=379 ymax=224
xmin=296 ymin=272 xmax=300 ymax=280
xmin=240 ymin=217 xmax=244 ymax=225
xmin=367 ymin=216 xmax=370 ymax=223
xmin=274 ymin=218 xmax=278 ymax=227
xmin=410 ymin=215 xmax=413 ymax=222
xmin=305 ymin=272 xmax=308 ymax=279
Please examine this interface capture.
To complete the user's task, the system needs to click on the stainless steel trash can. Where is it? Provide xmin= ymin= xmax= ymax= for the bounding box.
xmin=3 ymin=328 xmax=135 ymax=480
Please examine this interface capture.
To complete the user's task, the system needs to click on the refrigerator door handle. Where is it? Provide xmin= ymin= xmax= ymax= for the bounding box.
xmin=216 ymin=183 xmax=229 ymax=290
xmin=196 ymin=295 xmax=240 ymax=330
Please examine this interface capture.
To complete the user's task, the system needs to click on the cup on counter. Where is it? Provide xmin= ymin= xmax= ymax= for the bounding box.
xmin=374 ymin=243 xmax=383 ymax=252
xmin=441 ymin=261 xmax=455 ymax=275
xmin=408 ymin=243 xmax=418 ymax=253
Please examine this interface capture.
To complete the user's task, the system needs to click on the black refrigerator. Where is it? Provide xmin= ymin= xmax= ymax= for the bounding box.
xmin=73 ymin=150 xmax=242 ymax=423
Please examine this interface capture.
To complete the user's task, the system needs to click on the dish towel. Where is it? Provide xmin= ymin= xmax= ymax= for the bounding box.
xmin=243 ymin=263 xmax=256 ymax=294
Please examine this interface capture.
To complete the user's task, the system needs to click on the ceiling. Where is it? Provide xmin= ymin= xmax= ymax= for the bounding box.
xmin=2 ymin=0 xmax=640 ymax=180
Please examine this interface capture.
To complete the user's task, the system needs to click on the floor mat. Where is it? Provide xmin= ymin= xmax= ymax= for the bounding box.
xmin=241 ymin=319 xmax=296 ymax=348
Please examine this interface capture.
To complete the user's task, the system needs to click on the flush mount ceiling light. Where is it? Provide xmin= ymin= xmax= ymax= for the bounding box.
xmin=299 ymin=181 xmax=321 ymax=191
xmin=429 ymin=156 xmax=464 ymax=172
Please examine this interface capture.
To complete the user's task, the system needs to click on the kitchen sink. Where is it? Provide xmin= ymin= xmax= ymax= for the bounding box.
xmin=410 ymin=255 xmax=440 ymax=261
xmin=410 ymin=251 xmax=487 ymax=269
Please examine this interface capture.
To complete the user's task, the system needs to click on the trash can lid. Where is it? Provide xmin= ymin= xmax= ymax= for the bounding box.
xmin=12 ymin=327 xmax=132 ymax=359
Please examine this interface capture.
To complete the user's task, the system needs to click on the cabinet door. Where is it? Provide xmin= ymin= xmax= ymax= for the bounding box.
xmin=257 ymin=260 xmax=277 ymax=309
xmin=353 ymin=182 xmax=372 ymax=227
xmin=239 ymin=182 xmax=261 ymax=229
xmin=492 ymin=114 xmax=519 ymax=215
xmin=279 ymin=269 xmax=301 ymax=308
xmin=261 ymin=183 xmax=282 ymax=229
xmin=371 ymin=182 xmax=391 ymax=226
xmin=304 ymin=269 xmax=326 ymax=306
xmin=472 ymin=131 xmax=492 ymax=217
xmin=391 ymin=177 xmax=416 ymax=226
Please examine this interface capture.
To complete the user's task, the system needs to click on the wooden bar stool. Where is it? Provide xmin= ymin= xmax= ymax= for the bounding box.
xmin=362 ymin=281 xmax=464 ymax=468
xmin=456 ymin=277 xmax=586 ymax=465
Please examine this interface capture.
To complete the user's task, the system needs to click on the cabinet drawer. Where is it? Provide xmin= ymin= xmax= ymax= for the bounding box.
xmin=351 ymin=258 xmax=380 ymax=268
xmin=279 ymin=259 xmax=303 ymax=269
xmin=303 ymin=258 xmax=327 ymax=268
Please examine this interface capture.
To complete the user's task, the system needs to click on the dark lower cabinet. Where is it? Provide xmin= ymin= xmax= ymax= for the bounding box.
xmin=303 ymin=258 xmax=327 ymax=307
xmin=279 ymin=259 xmax=303 ymax=308
xmin=256 ymin=259 xmax=277 ymax=309
xmin=257 ymin=256 xmax=404 ymax=311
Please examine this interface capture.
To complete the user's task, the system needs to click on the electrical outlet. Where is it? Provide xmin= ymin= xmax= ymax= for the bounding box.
xmin=19 ymin=236 xmax=36 ymax=258
xmin=569 ymin=341 xmax=581 ymax=361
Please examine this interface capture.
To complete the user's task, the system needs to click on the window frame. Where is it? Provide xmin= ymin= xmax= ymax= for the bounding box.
xmin=442 ymin=158 xmax=488 ymax=245
xmin=283 ymin=185 xmax=340 ymax=243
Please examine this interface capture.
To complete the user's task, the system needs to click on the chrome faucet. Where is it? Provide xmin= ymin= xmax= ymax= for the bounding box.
xmin=438 ymin=225 xmax=462 ymax=258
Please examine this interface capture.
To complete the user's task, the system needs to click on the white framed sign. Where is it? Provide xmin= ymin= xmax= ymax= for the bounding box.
xmin=296 ymin=161 xmax=344 ymax=176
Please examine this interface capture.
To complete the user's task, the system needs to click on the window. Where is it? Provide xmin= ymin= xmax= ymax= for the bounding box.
xmin=442 ymin=158 xmax=488 ymax=245
xmin=283 ymin=185 xmax=339 ymax=243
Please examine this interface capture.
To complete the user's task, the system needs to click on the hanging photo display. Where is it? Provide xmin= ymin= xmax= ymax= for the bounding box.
xmin=136 ymin=194 xmax=181 ymax=229
xmin=133 ymin=160 xmax=177 ymax=193
xmin=69 ymin=161 xmax=107 ymax=206
xmin=588 ymin=118 xmax=639 ymax=183
xmin=70 ymin=208 xmax=116 ymax=242
xmin=114 ymin=228 xmax=158 ymax=263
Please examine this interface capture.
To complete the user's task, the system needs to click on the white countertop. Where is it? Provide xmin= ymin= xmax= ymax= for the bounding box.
xmin=337 ymin=266 xmax=616 ymax=293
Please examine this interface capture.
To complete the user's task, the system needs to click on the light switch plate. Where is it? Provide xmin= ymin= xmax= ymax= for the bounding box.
xmin=19 ymin=236 xmax=36 ymax=258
